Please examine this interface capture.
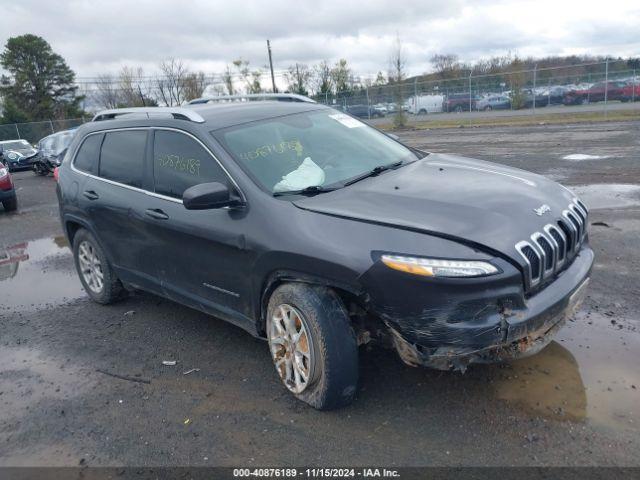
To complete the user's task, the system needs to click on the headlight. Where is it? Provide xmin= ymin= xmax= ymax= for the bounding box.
xmin=7 ymin=152 xmax=19 ymax=160
xmin=381 ymin=254 xmax=499 ymax=278
xmin=0 ymin=167 xmax=7 ymax=177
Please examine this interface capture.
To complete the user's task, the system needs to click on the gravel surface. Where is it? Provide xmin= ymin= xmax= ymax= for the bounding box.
xmin=0 ymin=121 xmax=639 ymax=467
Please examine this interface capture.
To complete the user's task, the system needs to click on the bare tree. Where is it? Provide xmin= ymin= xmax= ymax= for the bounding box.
xmin=155 ymin=58 xmax=188 ymax=106
xmin=330 ymin=59 xmax=351 ymax=94
xmin=312 ymin=60 xmax=332 ymax=95
xmin=119 ymin=66 xmax=147 ymax=107
xmin=93 ymin=73 xmax=120 ymax=108
xmin=232 ymin=59 xmax=263 ymax=94
xmin=389 ymin=34 xmax=407 ymax=128
xmin=183 ymin=71 xmax=207 ymax=101
xmin=222 ymin=65 xmax=234 ymax=95
xmin=429 ymin=54 xmax=462 ymax=79
xmin=285 ymin=63 xmax=311 ymax=95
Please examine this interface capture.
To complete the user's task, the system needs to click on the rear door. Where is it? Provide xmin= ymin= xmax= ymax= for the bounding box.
xmin=142 ymin=128 xmax=253 ymax=326
xmin=82 ymin=128 xmax=161 ymax=292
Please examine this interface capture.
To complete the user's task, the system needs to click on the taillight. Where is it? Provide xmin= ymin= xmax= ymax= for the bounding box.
xmin=53 ymin=167 xmax=59 ymax=182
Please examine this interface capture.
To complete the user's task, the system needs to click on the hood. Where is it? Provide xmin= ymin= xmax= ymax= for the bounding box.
xmin=292 ymin=153 xmax=577 ymax=265
xmin=6 ymin=147 xmax=37 ymax=158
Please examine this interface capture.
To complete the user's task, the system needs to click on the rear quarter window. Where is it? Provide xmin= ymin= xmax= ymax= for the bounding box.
xmin=99 ymin=130 xmax=147 ymax=188
xmin=73 ymin=134 xmax=103 ymax=174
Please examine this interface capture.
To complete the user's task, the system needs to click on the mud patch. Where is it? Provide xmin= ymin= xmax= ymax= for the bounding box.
xmin=568 ymin=184 xmax=640 ymax=210
xmin=0 ymin=236 xmax=84 ymax=314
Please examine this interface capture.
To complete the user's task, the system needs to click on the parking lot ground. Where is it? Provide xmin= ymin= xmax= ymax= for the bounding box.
xmin=1 ymin=120 xmax=639 ymax=467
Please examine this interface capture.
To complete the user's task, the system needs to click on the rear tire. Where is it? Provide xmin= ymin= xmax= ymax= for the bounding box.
xmin=266 ymin=283 xmax=358 ymax=410
xmin=72 ymin=228 xmax=124 ymax=304
xmin=2 ymin=196 xmax=17 ymax=212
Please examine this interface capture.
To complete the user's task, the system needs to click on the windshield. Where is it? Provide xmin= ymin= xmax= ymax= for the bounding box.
xmin=1 ymin=140 xmax=31 ymax=150
xmin=54 ymin=132 xmax=75 ymax=154
xmin=212 ymin=110 xmax=418 ymax=193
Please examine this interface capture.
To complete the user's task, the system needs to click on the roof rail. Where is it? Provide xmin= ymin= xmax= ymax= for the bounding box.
xmin=187 ymin=93 xmax=316 ymax=105
xmin=92 ymin=107 xmax=205 ymax=123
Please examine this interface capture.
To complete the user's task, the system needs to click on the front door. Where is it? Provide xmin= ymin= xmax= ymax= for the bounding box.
xmin=141 ymin=129 xmax=254 ymax=327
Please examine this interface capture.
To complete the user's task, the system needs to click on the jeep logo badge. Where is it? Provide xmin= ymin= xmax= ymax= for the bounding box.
xmin=533 ymin=204 xmax=551 ymax=216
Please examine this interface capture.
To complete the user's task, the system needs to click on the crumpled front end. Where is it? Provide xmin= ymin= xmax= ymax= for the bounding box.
xmin=368 ymin=246 xmax=593 ymax=372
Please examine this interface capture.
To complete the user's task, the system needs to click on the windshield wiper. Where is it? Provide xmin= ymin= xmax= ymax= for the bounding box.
xmin=272 ymin=185 xmax=341 ymax=197
xmin=343 ymin=161 xmax=403 ymax=186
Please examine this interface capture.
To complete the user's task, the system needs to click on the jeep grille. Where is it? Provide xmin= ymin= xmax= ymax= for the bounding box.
xmin=516 ymin=199 xmax=588 ymax=291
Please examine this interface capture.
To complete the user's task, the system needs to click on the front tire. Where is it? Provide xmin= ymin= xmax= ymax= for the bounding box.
xmin=72 ymin=228 xmax=124 ymax=304
xmin=266 ymin=283 xmax=358 ymax=410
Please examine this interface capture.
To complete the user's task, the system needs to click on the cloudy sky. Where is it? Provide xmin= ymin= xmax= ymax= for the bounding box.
xmin=2 ymin=0 xmax=639 ymax=80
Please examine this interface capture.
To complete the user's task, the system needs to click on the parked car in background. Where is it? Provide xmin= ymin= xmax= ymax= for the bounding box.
xmin=35 ymin=129 xmax=77 ymax=175
xmin=621 ymin=80 xmax=640 ymax=101
xmin=540 ymin=86 xmax=570 ymax=105
xmin=0 ymin=162 xmax=18 ymax=211
xmin=345 ymin=104 xmax=386 ymax=118
xmin=520 ymin=89 xmax=549 ymax=108
xmin=444 ymin=93 xmax=479 ymax=112
xmin=0 ymin=139 xmax=39 ymax=171
xmin=563 ymin=81 xmax=628 ymax=105
xmin=372 ymin=104 xmax=388 ymax=114
xmin=475 ymin=95 xmax=511 ymax=111
xmin=407 ymin=95 xmax=444 ymax=114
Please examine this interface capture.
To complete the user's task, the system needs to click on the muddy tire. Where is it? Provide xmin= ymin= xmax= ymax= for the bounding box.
xmin=72 ymin=228 xmax=124 ymax=304
xmin=266 ymin=283 xmax=358 ymax=410
xmin=2 ymin=196 xmax=17 ymax=212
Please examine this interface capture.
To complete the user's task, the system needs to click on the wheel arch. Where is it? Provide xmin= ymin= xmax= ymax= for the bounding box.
xmin=257 ymin=269 xmax=365 ymax=337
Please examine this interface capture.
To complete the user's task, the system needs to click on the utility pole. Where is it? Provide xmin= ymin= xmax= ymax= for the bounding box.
xmin=267 ymin=40 xmax=277 ymax=93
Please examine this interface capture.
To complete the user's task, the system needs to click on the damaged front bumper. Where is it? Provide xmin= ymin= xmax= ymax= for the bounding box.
xmin=381 ymin=246 xmax=594 ymax=372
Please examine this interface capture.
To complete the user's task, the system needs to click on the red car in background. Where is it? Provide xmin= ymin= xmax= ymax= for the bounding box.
xmin=621 ymin=81 xmax=640 ymax=101
xmin=0 ymin=162 xmax=18 ymax=211
xmin=563 ymin=81 xmax=633 ymax=105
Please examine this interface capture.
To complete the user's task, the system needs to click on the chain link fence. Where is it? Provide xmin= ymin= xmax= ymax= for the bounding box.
xmin=312 ymin=60 xmax=640 ymax=122
xmin=0 ymin=118 xmax=87 ymax=145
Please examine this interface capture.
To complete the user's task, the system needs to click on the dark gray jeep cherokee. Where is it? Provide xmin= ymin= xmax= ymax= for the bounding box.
xmin=56 ymin=95 xmax=593 ymax=409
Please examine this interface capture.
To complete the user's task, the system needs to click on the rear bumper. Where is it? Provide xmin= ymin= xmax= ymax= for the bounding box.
xmin=379 ymin=246 xmax=594 ymax=371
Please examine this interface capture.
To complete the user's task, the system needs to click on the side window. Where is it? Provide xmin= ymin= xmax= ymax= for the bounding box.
xmin=99 ymin=130 xmax=147 ymax=188
xmin=153 ymin=130 xmax=227 ymax=199
xmin=74 ymin=134 xmax=102 ymax=174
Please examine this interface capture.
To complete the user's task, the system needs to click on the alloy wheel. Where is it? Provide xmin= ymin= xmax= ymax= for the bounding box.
xmin=268 ymin=304 xmax=315 ymax=394
xmin=78 ymin=240 xmax=104 ymax=294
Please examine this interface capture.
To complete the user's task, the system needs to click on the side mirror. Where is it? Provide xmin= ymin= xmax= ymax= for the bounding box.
xmin=183 ymin=182 xmax=241 ymax=210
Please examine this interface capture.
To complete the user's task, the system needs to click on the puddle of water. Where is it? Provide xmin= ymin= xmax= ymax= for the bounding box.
xmin=562 ymin=154 xmax=611 ymax=161
xmin=568 ymin=184 xmax=640 ymax=210
xmin=492 ymin=311 xmax=639 ymax=432
xmin=0 ymin=236 xmax=85 ymax=314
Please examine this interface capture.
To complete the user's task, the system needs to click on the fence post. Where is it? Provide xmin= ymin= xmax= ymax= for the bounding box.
xmin=633 ymin=69 xmax=636 ymax=103
xmin=604 ymin=58 xmax=609 ymax=118
xmin=15 ymin=124 xmax=20 ymax=139
xmin=532 ymin=64 xmax=537 ymax=114
xmin=366 ymin=86 xmax=371 ymax=120
xmin=468 ymin=72 xmax=472 ymax=112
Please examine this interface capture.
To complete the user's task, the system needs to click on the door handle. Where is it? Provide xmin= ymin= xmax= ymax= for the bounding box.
xmin=145 ymin=208 xmax=169 ymax=220
xmin=83 ymin=190 xmax=99 ymax=200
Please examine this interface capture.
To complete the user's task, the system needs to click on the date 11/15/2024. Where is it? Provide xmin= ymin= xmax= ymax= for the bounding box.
xmin=232 ymin=468 xmax=400 ymax=478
